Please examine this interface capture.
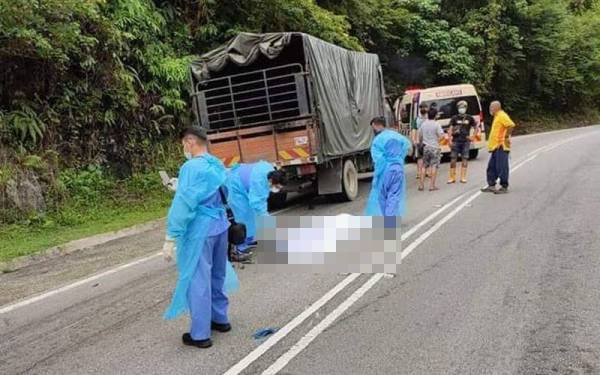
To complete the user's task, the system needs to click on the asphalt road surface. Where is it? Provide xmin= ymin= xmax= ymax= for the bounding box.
xmin=1 ymin=126 xmax=599 ymax=375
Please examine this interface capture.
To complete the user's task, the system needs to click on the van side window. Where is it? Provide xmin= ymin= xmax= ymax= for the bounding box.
xmin=420 ymin=96 xmax=480 ymax=120
xmin=400 ymin=103 xmax=411 ymax=124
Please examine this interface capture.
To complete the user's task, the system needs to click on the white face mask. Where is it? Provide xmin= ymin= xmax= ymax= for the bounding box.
xmin=183 ymin=142 xmax=193 ymax=160
xmin=270 ymin=186 xmax=281 ymax=194
xmin=458 ymin=107 xmax=467 ymax=115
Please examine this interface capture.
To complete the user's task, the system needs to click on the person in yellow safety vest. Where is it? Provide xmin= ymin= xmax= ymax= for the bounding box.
xmin=447 ymin=100 xmax=479 ymax=183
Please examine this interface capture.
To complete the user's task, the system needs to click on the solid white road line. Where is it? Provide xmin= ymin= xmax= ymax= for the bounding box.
xmin=0 ymin=252 xmax=162 ymax=314
xmin=261 ymin=273 xmax=385 ymax=375
xmin=0 ymin=200 xmax=303 ymax=315
xmin=222 ymin=273 xmax=361 ymax=375
xmin=401 ymin=192 xmax=467 ymax=242
xmin=257 ymin=133 xmax=588 ymax=374
xmin=222 ymin=187 xmax=473 ymax=375
xmin=400 ymin=191 xmax=482 ymax=260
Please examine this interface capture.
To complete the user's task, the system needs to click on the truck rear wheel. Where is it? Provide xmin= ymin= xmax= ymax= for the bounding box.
xmin=341 ymin=159 xmax=359 ymax=201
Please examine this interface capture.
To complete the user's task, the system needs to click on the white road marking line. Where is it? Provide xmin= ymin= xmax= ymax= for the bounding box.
xmin=258 ymin=133 xmax=588 ymax=374
xmin=2 ymin=132 xmax=587 ymax=371
xmin=223 ymin=193 xmax=466 ymax=375
xmin=0 ymin=201 xmax=302 ymax=315
xmin=5 ymin=131 xmax=584 ymax=315
xmin=400 ymin=191 xmax=482 ymax=260
xmin=401 ymin=193 xmax=467 ymax=242
xmin=222 ymin=273 xmax=361 ymax=375
xmin=223 ymin=193 xmax=471 ymax=375
xmin=0 ymin=252 xmax=162 ymax=314
xmin=261 ymin=273 xmax=384 ymax=375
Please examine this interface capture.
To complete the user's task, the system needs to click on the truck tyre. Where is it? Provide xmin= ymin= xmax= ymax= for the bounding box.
xmin=341 ymin=159 xmax=359 ymax=201
xmin=268 ymin=191 xmax=288 ymax=210
xmin=469 ymin=149 xmax=479 ymax=160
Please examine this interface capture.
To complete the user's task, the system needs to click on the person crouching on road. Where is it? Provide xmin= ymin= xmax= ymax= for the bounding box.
xmin=225 ymin=161 xmax=286 ymax=261
xmin=365 ymin=117 xmax=411 ymax=217
xmin=418 ymin=108 xmax=445 ymax=191
xmin=481 ymin=101 xmax=515 ymax=194
xmin=447 ymin=100 xmax=479 ymax=184
xmin=162 ymin=127 xmax=239 ymax=349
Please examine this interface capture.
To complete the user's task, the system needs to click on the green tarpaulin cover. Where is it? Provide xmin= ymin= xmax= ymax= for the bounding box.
xmin=190 ymin=32 xmax=386 ymax=157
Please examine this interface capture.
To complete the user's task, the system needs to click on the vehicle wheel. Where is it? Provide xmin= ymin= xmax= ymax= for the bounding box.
xmin=340 ymin=159 xmax=359 ymax=201
xmin=469 ymin=149 xmax=479 ymax=160
xmin=268 ymin=191 xmax=287 ymax=210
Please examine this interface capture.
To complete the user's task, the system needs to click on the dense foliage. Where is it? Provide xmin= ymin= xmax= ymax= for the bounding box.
xmin=0 ymin=0 xmax=599 ymax=224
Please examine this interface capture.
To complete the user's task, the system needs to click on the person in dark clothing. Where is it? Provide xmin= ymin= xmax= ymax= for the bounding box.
xmin=447 ymin=100 xmax=479 ymax=183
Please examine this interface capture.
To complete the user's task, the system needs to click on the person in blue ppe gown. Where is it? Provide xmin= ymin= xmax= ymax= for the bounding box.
xmin=225 ymin=161 xmax=286 ymax=256
xmin=162 ymin=127 xmax=239 ymax=349
xmin=365 ymin=117 xmax=411 ymax=218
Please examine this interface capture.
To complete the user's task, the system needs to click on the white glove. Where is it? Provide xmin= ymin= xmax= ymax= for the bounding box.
xmin=163 ymin=237 xmax=176 ymax=262
xmin=166 ymin=178 xmax=178 ymax=192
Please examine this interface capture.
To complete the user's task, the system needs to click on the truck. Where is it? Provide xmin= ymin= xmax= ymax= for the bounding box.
xmin=188 ymin=32 xmax=396 ymax=205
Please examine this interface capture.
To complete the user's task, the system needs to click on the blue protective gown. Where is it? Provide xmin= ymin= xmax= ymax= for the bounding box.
xmin=164 ymin=153 xmax=239 ymax=340
xmin=365 ymin=129 xmax=411 ymax=217
xmin=225 ymin=161 xmax=274 ymax=250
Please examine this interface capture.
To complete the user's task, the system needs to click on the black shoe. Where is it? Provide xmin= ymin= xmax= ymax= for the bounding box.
xmin=494 ymin=187 xmax=509 ymax=194
xmin=211 ymin=322 xmax=232 ymax=332
xmin=481 ymin=185 xmax=496 ymax=193
xmin=182 ymin=333 xmax=212 ymax=348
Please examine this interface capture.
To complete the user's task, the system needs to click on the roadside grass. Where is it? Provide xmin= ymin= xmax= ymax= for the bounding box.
xmin=1 ymin=112 xmax=598 ymax=264
xmin=515 ymin=110 xmax=600 ymax=135
xmin=0 ymin=165 xmax=173 ymax=264
xmin=0 ymin=193 xmax=170 ymax=263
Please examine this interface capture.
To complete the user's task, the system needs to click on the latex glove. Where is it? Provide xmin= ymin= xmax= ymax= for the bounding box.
xmin=163 ymin=236 xmax=176 ymax=262
xmin=166 ymin=178 xmax=178 ymax=192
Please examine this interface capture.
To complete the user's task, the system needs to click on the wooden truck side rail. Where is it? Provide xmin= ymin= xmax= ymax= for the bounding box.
xmin=207 ymin=118 xmax=320 ymax=169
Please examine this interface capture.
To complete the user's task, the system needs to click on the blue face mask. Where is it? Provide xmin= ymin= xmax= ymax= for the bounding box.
xmin=373 ymin=128 xmax=382 ymax=136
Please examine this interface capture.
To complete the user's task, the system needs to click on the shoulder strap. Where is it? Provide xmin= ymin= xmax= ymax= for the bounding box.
xmin=218 ymin=185 xmax=228 ymax=205
xmin=218 ymin=186 xmax=237 ymax=224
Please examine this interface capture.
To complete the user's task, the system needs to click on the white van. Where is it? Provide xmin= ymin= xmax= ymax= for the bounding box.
xmin=393 ymin=84 xmax=486 ymax=159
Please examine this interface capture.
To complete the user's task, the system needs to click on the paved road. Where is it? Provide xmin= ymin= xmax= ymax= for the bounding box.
xmin=1 ymin=126 xmax=599 ymax=375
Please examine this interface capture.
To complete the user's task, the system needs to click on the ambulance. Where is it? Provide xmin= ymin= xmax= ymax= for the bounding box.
xmin=393 ymin=84 xmax=486 ymax=159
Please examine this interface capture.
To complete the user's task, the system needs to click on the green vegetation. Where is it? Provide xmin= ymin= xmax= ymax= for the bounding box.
xmin=0 ymin=167 xmax=172 ymax=262
xmin=1 ymin=0 xmax=599 ymax=260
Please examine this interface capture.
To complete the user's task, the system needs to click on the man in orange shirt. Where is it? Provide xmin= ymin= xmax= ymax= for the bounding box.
xmin=481 ymin=101 xmax=515 ymax=194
